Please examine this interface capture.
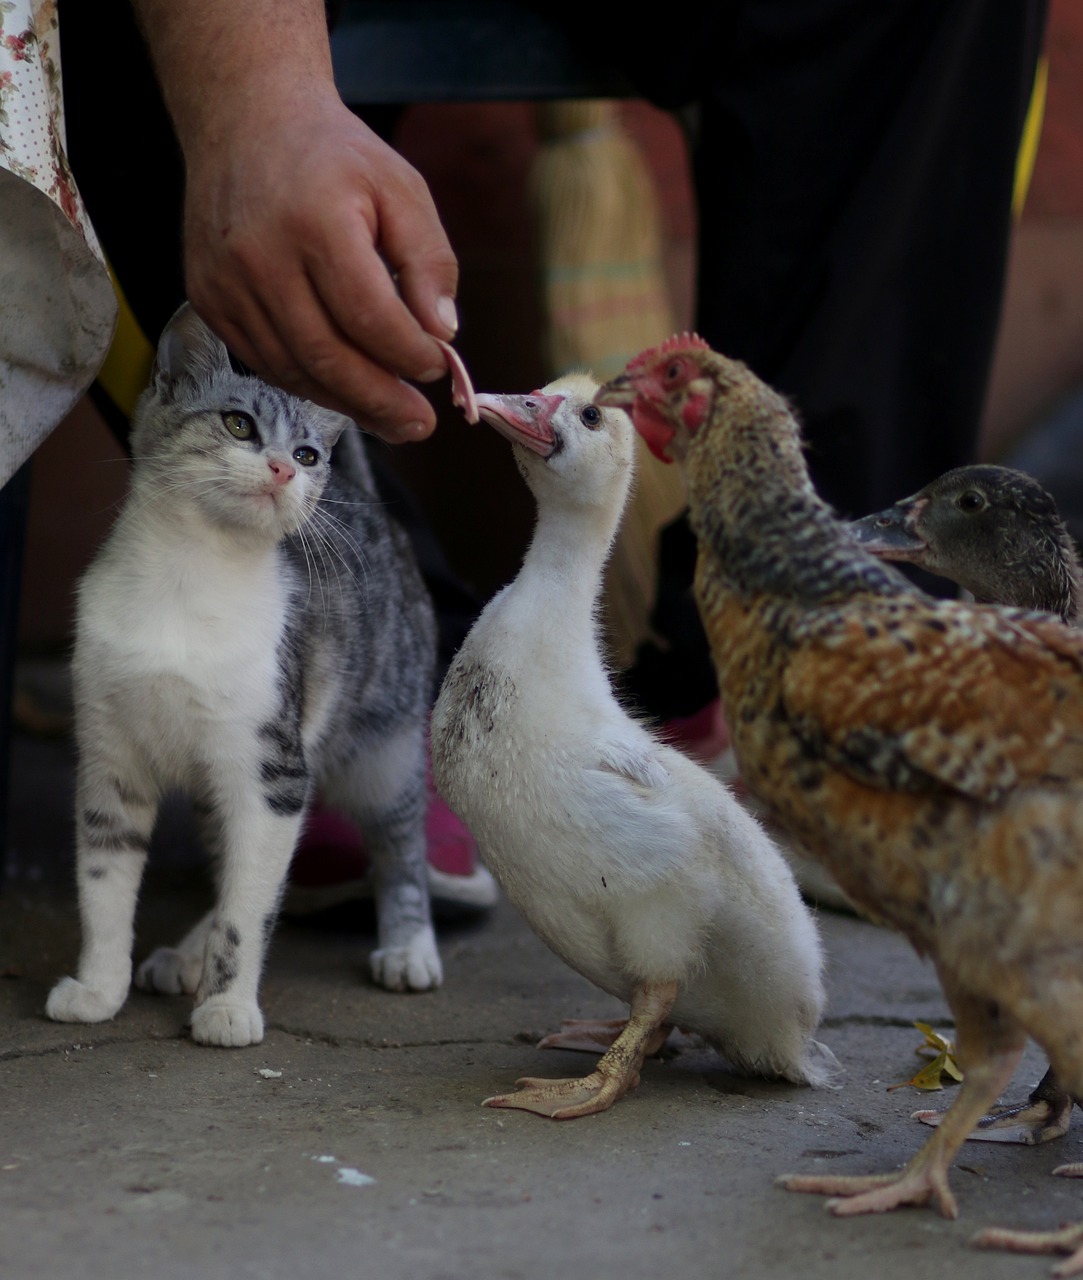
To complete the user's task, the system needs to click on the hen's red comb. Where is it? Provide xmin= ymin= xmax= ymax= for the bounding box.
xmin=625 ymin=332 xmax=711 ymax=373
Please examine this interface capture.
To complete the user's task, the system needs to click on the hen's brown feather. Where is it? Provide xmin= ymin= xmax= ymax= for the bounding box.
xmin=597 ymin=341 xmax=1083 ymax=1238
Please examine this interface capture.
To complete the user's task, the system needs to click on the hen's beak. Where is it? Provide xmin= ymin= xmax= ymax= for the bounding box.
xmin=595 ymin=374 xmax=635 ymax=411
xmin=475 ymin=391 xmax=563 ymax=457
xmin=849 ymin=500 xmax=927 ymax=561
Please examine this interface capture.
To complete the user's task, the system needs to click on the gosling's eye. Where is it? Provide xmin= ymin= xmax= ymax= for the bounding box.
xmin=222 ymin=411 xmax=256 ymax=440
xmin=957 ymin=490 xmax=987 ymax=513
xmin=580 ymin=404 xmax=602 ymax=429
xmin=293 ymin=446 xmax=319 ymax=467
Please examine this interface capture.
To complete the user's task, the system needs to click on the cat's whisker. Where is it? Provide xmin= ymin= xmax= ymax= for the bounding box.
xmin=302 ymin=515 xmax=356 ymax=617
xmin=307 ymin=508 xmax=369 ymax=602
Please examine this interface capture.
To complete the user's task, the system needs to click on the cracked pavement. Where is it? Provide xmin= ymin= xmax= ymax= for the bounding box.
xmin=2 ymin=732 xmax=1080 ymax=1279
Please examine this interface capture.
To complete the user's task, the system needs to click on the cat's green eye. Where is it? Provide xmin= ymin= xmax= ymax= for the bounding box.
xmin=293 ymin=446 xmax=319 ymax=468
xmin=222 ymin=411 xmax=256 ymax=440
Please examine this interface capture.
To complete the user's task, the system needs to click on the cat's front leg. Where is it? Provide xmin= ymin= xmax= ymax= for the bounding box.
xmin=188 ymin=787 xmax=303 ymax=1047
xmin=336 ymin=733 xmax=442 ymax=993
xmin=46 ymin=778 xmax=156 ymax=1025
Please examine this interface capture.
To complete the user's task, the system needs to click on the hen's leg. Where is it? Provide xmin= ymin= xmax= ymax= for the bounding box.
xmin=913 ymin=1065 xmax=1075 ymax=1145
xmin=779 ymin=987 xmax=1025 ymax=1219
xmin=970 ymin=979 xmax=1083 ymax=1274
xmin=485 ymin=981 xmax=678 ymax=1120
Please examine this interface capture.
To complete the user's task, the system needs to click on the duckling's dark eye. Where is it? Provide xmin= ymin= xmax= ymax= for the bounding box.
xmin=293 ymin=446 xmax=319 ymax=467
xmin=957 ymin=490 xmax=987 ymax=513
xmin=222 ymin=410 xmax=256 ymax=440
xmin=580 ymin=404 xmax=602 ymax=429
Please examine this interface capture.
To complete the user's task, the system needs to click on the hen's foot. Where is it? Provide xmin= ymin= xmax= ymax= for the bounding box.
xmin=537 ymin=1018 xmax=672 ymax=1056
xmin=973 ymin=1222 xmax=1083 ymax=1277
xmin=484 ymin=1066 xmax=638 ymax=1119
xmin=777 ymin=1164 xmax=957 ymax=1219
xmin=914 ymin=1069 xmax=1075 ymax=1146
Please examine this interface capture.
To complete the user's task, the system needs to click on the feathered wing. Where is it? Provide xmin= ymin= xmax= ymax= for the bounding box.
xmin=780 ymin=598 xmax=1083 ymax=800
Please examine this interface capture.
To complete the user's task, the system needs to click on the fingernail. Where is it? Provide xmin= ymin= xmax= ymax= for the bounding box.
xmin=436 ymin=295 xmax=459 ymax=336
xmin=418 ymin=365 xmax=446 ymax=383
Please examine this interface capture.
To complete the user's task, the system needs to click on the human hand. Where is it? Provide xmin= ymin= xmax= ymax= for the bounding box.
xmin=182 ymin=88 xmax=459 ymax=442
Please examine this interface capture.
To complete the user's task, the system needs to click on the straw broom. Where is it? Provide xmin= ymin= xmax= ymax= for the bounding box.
xmin=531 ymin=99 xmax=687 ymax=669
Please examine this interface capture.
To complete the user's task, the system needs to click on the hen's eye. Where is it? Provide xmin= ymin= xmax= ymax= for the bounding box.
xmin=222 ymin=410 xmax=256 ymax=440
xmin=580 ymin=404 xmax=601 ymax=428
xmin=957 ymin=490 xmax=986 ymax=513
xmin=293 ymin=446 xmax=319 ymax=467
xmin=665 ymin=361 xmax=681 ymax=381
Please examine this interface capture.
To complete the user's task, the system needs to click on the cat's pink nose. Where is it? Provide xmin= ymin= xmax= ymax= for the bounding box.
xmin=267 ymin=458 xmax=296 ymax=486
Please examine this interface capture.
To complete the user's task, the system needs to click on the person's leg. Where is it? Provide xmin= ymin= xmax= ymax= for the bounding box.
xmin=625 ymin=0 xmax=1048 ymax=720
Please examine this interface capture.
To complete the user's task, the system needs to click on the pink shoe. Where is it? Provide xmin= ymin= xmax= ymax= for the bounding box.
xmin=660 ymin=698 xmax=745 ymax=793
xmin=284 ymin=764 xmax=498 ymax=917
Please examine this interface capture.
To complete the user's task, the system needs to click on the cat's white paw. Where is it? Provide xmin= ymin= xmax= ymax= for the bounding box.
xmin=370 ymin=927 xmax=443 ymax=992
xmin=190 ymin=998 xmax=264 ymax=1047
xmin=45 ymin=975 xmax=127 ymax=1024
xmin=135 ymin=946 xmax=203 ymax=996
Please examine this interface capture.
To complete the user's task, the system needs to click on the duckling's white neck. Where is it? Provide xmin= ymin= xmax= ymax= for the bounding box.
xmin=500 ymin=484 xmax=626 ymax=661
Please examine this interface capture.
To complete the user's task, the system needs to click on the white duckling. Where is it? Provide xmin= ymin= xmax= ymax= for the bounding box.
xmin=430 ymin=373 xmax=836 ymax=1119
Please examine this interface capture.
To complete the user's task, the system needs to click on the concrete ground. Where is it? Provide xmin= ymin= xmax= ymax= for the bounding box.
xmin=2 ymin=720 xmax=1080 ymax=1280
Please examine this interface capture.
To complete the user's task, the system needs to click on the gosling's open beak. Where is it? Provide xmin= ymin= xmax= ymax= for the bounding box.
xmin=849 ymin=499 xmax=927 ymax=561
xmin=475 ymin=391 xmax=563 ymax=458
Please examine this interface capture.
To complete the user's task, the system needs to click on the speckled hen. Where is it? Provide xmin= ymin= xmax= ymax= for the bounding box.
xmin=597 ymin=336 xmax=1083 ymax=1273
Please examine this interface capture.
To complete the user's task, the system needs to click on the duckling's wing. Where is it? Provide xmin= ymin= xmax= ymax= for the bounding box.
xmin=596 ymin=738 xmax=670 ymax=791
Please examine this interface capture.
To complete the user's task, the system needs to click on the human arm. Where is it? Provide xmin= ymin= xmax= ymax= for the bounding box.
xmin=130 ymin=0 xmax=460 ymax=441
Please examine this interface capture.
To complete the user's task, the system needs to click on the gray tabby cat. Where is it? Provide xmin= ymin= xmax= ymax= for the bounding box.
xmin=46 ymin=303 xmax=441 ymax=1046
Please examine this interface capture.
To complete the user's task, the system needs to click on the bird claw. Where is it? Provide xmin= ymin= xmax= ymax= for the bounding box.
xmin=973 ymin=1222 xmax=1083 ymax=1276
xmin=482 ymin=1068 xmax=638 ymax=1120
xmin=536 ymin=1018 xmax=629 ymax=1054
xmin=913 ymin=1091 xmax=1074 ymax=1146
xmin=777 ymin=1169 xmax=956 ymax=1219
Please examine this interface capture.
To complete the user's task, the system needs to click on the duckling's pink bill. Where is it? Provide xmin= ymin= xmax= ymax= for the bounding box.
xmin=473 ymin=391 xmax=561 ymax=457
xmin=435 ymin=338 xmax=479 ymax=423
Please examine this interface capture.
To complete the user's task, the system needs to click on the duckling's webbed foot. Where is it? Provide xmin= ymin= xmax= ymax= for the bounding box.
xmin=913 ymin=1067 xmax=1075 ymax=1145
xmin=537 ymin=1017 xmax=673 ymax=1056
xmin=484 ymin=980 xmax=677 ymax=1121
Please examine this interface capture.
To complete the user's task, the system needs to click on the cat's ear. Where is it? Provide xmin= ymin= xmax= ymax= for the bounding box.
xmin=321 ymin=413 xmax=353 ymax=451
xmin=152 ymin=303 xmax=232 ymax=399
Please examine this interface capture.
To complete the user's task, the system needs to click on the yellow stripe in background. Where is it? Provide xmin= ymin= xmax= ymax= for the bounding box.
xmin=1013 ymin=55 xmax=1048 ymax=221
xmin=96 ymin=264 xmax=156 ymax=421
